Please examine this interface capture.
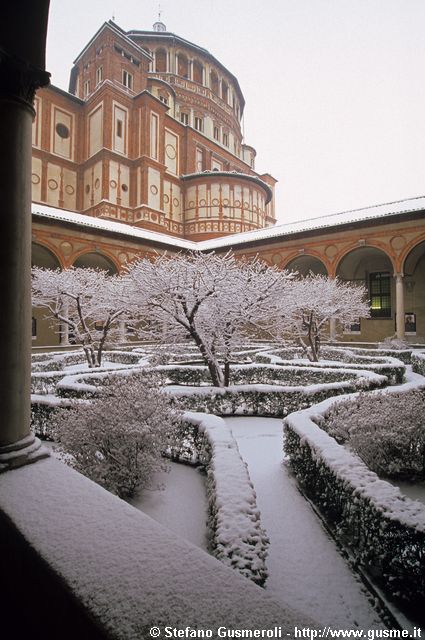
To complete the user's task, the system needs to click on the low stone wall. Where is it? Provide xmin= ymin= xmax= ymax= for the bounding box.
xmin=0 ymin=457 xmax=314 ymax=638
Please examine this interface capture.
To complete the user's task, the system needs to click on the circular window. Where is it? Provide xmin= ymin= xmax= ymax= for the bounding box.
xmin=48 ymin=179 xmax=58 ymax=191
xmin=56 ymin=123 xmax=70 ymax=139
xmin=150 ymin=185 xmax=158 ymax=195
xmin=165 ymin=144 xmax=176 ymax=160
xmin=65 ymin=184 xmax=75 ymax=195
xmin=85 ymin=184 xmax=90 ymax=194
xmin=94 ymin=178 xmax=100 ymax=189
xmin=31 ymin=173 xmax=40 ymax=185
xmin=121 ymin=184 xmax=128 ymax=192
xmin=173 ymin=198 xmax=179 ymax=207
xmin=110 ymin=180 xmax=117 ymax=189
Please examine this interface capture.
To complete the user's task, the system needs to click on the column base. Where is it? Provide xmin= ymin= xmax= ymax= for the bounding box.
xmin=0 ymin=434 xmax=50 ymax=473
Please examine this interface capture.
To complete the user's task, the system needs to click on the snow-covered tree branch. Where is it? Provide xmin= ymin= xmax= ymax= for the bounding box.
xmin=32 ymin=267 xmax=130 ymax=367
xmin=272 ymin=274 xmax=370 ymax=361
xmin=125 ymin=252 xmax=288 ymax=387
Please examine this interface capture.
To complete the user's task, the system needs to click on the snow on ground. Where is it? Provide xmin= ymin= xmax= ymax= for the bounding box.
xmin=129 ymin=462 xmax=209 ymax=550
xmin=389 ymin=480 xmax=425 ymax=506
xmin=224 ymin=416 xmax=385 ymax=630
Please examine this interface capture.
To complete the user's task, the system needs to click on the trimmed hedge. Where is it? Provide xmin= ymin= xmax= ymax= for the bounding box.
xmin=171 ymin=413 xmax=269 ymax=585
xmin=166 ymin=371 xmax=386 ymax=417
xmin=153 ymin=363 xmax=354 ymax=387
xmin=255 ymin=350 xmax=406 ymax=385
xmin=284 ymin=399 xmax=425 ymax=612
xmin=412 ymin=352 xmax=425 ymax=376
xmin=31 ymin=395 xmax=71 ymax=440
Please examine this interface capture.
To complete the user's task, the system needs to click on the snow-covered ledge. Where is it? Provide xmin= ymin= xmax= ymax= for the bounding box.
xmin=0 ymin=457 xmax=314 ymax=638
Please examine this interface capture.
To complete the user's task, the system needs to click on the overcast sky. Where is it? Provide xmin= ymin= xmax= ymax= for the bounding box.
xmin=46 ymin=0 xmax=425 ymax=224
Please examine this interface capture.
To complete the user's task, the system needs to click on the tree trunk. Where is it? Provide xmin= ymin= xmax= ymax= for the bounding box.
xmin=190 ymin=328 xmax=224 ymax=387
xmin=307 ymin=332 xmax=319 ymax=362
xmin=224 ymin=359 xmax=230 ymax=387
xmin=84 ymin=345 xmax=100 ymax=368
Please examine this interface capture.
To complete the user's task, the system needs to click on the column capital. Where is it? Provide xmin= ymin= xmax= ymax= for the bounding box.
xmin=0 ymin=47 xmax=50 ymax=115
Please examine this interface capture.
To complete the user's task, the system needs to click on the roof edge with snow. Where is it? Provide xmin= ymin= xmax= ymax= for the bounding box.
xmin=32 ymin=195 xmax=425 ymax=253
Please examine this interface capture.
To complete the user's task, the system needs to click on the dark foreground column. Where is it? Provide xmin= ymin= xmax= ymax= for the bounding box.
xmin=0 ymin=12 xmax=50 ymax=470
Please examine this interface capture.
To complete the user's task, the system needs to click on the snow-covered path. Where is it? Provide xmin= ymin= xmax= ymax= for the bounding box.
xmin=129 ymin=461 xmax=209 ymax=551
xmin=225 ymin=417 xmax=385 ymax=630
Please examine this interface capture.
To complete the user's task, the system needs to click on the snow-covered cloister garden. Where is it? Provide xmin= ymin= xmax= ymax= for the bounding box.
xmin=30 ymin=253 xmax=425 ymax=630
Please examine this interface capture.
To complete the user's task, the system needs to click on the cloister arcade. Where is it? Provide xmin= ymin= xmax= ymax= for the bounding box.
xmin=31 ymin=242 xmax=120 ymax=346
xmin=31 ymin=215 xmax=425 ymax=347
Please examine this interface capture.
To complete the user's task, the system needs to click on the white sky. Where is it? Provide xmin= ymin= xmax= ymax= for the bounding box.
xmin=46 ymin=0 xmax=425 ymax=224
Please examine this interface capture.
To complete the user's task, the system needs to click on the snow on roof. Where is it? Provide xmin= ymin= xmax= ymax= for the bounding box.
xmin=32 ymin=195 xmax=425 ymax=254
xmin=199 ymin=195 xmax=425 ymax=251
xmin=32 ymin=203 xmax=196 ymax=251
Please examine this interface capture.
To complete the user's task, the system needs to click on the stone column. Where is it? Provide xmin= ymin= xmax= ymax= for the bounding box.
xmin=0 ymin=48 xmax=50 ymax=471
xmin=329 ymin=318 xmax=337 ymax=342
xmin=60 ymin=300 xmax=70 ymax=346
xmin=119 ymin=319 xmax=126 ymax=343
xmin=395 ymin=273 xmax=405 ymax=340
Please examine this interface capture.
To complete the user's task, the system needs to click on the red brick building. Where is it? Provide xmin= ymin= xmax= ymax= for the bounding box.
xmin=31 ymin=20 xmax=425 ymax=347
xmin=32 ymin=19 xmax=276 ymax=242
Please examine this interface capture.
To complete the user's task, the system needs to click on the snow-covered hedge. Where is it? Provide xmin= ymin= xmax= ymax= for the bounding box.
xmin=171 ymin=412 xmax=269 ymax=586
xmin=166 ymin=371 xmax=386 ymax=417
xmin=255 ymin=349 xmax=406 ymax=384
xmin=284 ymin=399 xmax=425 ymax=609
xmin=31 ymin=369 xmax=386 ymax=437
xmin=31 ymin=394 xmax=71 ymax=439
xmin=152 ymin=363 xmax=354 ymax=386
xmin=32 ymin=350 xmax=143 ymax=373
xmin=412 ymin=352 xmax=425 ymax=376
xmin=32 ymin=371 xmax=69 ymax=395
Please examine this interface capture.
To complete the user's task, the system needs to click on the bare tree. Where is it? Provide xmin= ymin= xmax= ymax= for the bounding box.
xmin=275 ymin=274 xmax=370 ymax=361
xmin=32 ymin=267 xmax=129 ymax=367
xmin=126 ymin=252 xmax=286 ymax=387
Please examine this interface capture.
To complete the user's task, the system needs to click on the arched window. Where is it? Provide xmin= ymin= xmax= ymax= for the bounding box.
xmin=221 ymin=80 xmax=229 ymax=103
xmin=177 ymin=53 xmax=188 ymax=78
xmin=155 ymin=48 xmax=167 ymax=72
xmin=192 ymin=59 xmax=204 ymax=85
xmin=73 ymin=252 xmax=118 ymax=275
xmin=210 ymin=70 xmax=219 ymax=94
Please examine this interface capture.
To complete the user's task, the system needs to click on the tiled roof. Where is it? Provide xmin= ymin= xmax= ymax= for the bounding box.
xmin=32 ymin=195 xmax=425 ymax=252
